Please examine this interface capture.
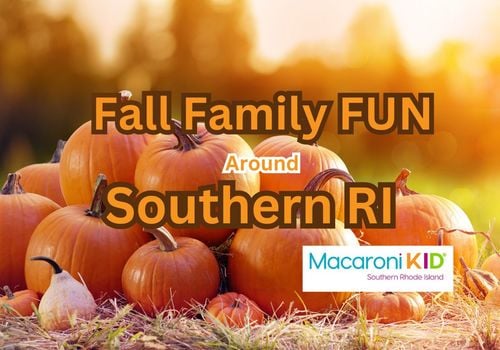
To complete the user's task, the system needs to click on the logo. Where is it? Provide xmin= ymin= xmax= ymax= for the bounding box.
xmin=303 ymin=246 xmax=454 ymax=292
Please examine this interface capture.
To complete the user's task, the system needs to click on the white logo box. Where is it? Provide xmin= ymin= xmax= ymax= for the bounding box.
xmin=303 ymin=246 xmax=454 ymax=292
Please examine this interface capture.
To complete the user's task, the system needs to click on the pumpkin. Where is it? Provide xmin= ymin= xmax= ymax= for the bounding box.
xmin=0 ymin=173 xmax=60 ymax=290
xmin=481 ymin=253 xmax=500 ymax=279
xmin=122 ymin=226 xmax=220 ymax=315
xmin=0 ymin=286 xmax=39 ymax=316
xmin=253 ymin=135 xmax=349 ymax=220
xmin=25 ymin=174 xmax=151 ymax=298
xmin=484 ymin=285 xmax=500 ymax=307
xmin=460 ymin=257 xmax=498 ymax=300
xmin=206 ymin=292 xmax=265 ymax=327
xmin=17 ymin=140 xmax=66 ymax=206
xmin=360 ymin=169 xmax=478 ymax=274
xmin=30 ymin=256 xmax=97 ymax=331
xmin=228 ymin=169 xmax=359 ymax=316
xmin=135 ymin=120 xmax=259 ymax=246
xmin=358 ymin=292 xmax=426 ymax=324
xmin=60 ymin=91 xmax=151 ymax=205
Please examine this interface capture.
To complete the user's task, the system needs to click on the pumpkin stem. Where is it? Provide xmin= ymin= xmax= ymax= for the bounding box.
xmin=395 ymin=168 xmax=418 ymax=196
xmin=303 ymin=168 xmax=354 ymax=192
xmin=231 ymin=298 xmax=241 ymax=308
xmin=1 ymin=173 xmax=25 ymax=195
xmin=382 ymin=292 xmax=394 ymax=296
xmin=437 ymin=229 xmax=444 ymax=246
xmin=3 ymin=286 xmax=14 ymax=300
xmin=119 ymin=90 xmax=132 ymax=102
xmin=86 ymin=174 xmax=107 ymax=218
xmin=31 ymin=256 xmax=63 ymax=274
xmin=429 ymin=227 xmax=499 ymax=257
xmin=172 ymin=119 xmax=201 ymax=151
xmin=459 ymin=256 xmax=470 ymax=273
xmin=49 ymin=140 xmax=66 ymax=163
xmin=143 ymin=227 xmax=178 ymax=252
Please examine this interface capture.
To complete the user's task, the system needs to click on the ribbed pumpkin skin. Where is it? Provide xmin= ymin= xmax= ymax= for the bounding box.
xmin=206 ymin=292 xmax=265 ymax=327
xmin=60 ymin=121 xmax=151 ymax=205
xmin=17 ymin=163 xmax=65 ymax=206
xmin=0 ymin=192 xmax=59 ymax=290
xmin=24 ymin=205 xmax=151 ymax=298
xmin=359 ymin=292 xmax=426 ymax=323
xmin=135 ymin=124 xmax=259 ymax=246
xmin=122 ymin=237 xmax=220 ymax=315
xmin=481 ymin=254 xmax=500 ymax=279
xmin=361 ymin=194 xmax=478 ymax=273
xmin=228 ymin=220 xmax=359 ymax=316
xmin=253 ymin=136 xmax=349 ymax=220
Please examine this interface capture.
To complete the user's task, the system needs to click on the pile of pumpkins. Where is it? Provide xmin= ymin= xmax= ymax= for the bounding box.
xmin=1 ymin=93 xmax=499 ymax=329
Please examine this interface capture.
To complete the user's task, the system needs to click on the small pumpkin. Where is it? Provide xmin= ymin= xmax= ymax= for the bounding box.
xmin=135 ymin=120 xmax=259 ymax=246
xmin=31 ymin=256 xmax=97 ymax=331
xmin=0 ymin=286 xmax=39 ymax=316
xmin=253 ymin=135 xmax=349 ymax=220
xmin=17 ymin=140 xmax=66 ymax=206
xmin=122 ymin=226 xmax=220 ymax=315
xmin=360 ymin=169 xmax=478 ymax=274
xmin=359 ymin=292 xmax=426 ymax=324
xmin=206 ymin=292 xmax=265 ymax=327
xmin=228 ymin=169 xmax=359 ymax=316
xmin=25 ymin=174 xmax=151 ymax=298
xmin=484 ymin=285 xmax=500 ymax=307
xmin=0 ymin=173 xmax=60 ymax=290
xmin=481 ymin=253 xmax=500 ymax=279
xmin=60 ymin=91 xmax=152 ymax=205
xmin=460 ymin=257 xmax=498 ymax=300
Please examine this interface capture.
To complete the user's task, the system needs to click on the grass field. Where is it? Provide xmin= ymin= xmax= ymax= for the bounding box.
xmin=1 ymin=286 xmax=498 ymax=349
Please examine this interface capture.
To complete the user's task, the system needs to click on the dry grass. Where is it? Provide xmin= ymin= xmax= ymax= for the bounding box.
xmin=0 ymin=288 xmax=498 ymax=350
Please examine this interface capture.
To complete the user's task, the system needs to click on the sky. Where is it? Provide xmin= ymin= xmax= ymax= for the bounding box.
xmin=40 ymin=0 xmax=500 ymax=65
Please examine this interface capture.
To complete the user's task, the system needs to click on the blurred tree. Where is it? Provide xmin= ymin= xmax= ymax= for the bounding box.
xmin=346 ymin=5 xmax=408 ymax=84
xmin=0 ymin=0 xmax=98 ymax=170
xmin=118 ymin=0 xmax=255 ymax=99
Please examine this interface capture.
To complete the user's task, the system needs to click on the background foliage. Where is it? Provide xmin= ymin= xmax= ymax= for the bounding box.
xmin=0 ymin=0 xmax=499 ymax=246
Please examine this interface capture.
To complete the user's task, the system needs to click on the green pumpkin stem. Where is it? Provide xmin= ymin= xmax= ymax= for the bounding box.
xmin=3 ymin=286 xmax=14 ymax=300
xmin=395 ymin=168 xmax=418 ymax=196
xmin=31 ymin=256 xmax=63 ymax=274
xmin=86 ymin=174 xmax=107 ymax=218
xmin=304 ymin=168 xmax=354 ymax=192
xmin=172 ymin=119 xmax=201 ymax=151
xmin=1 ymin=173 xmax=25 ymax=195
xmin=49 ymin=140 xmax=66 ymax=163
xmin=144 ymin=227 xmax=178 ymax=252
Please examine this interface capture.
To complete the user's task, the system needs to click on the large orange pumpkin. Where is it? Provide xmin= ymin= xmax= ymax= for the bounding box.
xmin=253 ymin=135 xmax=349 ymax=220
xmin=0 ymin=173 xmax=60 ymax=290
xmin=122 ymin=227 xmax=220 ymax=315
xmin=60 ymin=92 xmax=151 ymax=205
xmin=17 ymin=140 xmax=66 ymax=206
xmin=24 ymin=174 xmax=151 ymax=298
xmin=228 ymin=169 xmax=359 ymax=316
xmin=229 ymin=220 xmax=359 ymax=316
xmin=206 ymin=292 xmax=265 ymax=327
xmin=360 ymin=169 xmax=478 ymax=273
xmin=135 ymin=120 xmax=259 ymax=246
xmin=358 ymin=292 xmax=426 ymax=324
